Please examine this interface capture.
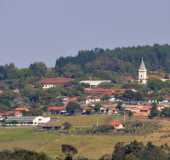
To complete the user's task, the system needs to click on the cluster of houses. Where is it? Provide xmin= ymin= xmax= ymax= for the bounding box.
xmin=40 ymin=74 xmax=170 ymax=119
xmin=1 ymin=59 xmax=170 ymax=128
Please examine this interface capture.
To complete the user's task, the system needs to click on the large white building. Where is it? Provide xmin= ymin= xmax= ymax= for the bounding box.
xmin=138 ymin=58 xmax=147 ymax=84
xmin=80 ymin=80 xmax=111 ymax=87
xmin=5 ymin=116 xmax=51 ymax=126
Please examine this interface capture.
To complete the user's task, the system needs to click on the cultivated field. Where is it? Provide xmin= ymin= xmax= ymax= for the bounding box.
xmin=0 ymin=115 xmax=170 ymax=159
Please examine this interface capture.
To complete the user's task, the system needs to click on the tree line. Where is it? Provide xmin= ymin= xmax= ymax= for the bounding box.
xmin=55 ymin=44 xmax=170 ymax=79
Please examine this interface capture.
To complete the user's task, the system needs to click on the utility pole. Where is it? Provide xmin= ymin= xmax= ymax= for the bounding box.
xmin=96 ymin=118 xmax=99 ymax=128
xmin=123 ymin=110 xmax=126 ymax=123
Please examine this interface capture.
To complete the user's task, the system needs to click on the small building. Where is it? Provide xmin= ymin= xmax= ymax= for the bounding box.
xmin=48 ymin=106 xmax=65 ymax=114
xmin=15 ymin=107 xmax=30 ymax=113
xmin=111 ymin=120 xmax=124 ymax=129
xmin=5 ymin=116 xmax=51 ymax=126
xmin=41 ymin=77 xmax=73 ymax=89
xmin=13 ymin=89 xmax=20 ymax=94
xmin=126 ymin=104 xmax=151 ymax=117
xmin=63 ymin=96 xmax=79 ymax=106
xmin=100 ymin=103 xmax=117 ymax=115
xmin=0 ymin=111 xmax=22 ymax=117
xmin=85 ymin=96 xmax=101 ymax=105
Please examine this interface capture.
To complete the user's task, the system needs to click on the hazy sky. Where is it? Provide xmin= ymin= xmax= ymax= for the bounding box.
xmin=0 ymin=0 xmax=170 ymax=67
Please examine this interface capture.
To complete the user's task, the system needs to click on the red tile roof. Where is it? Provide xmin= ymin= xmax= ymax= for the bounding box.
xmin=15 ymin=107 xmax=29 ymax=112
xmin=111 ymin=120 xmax=122 ymax=127
xmin=48 ymin=106 xmax=65 ymax=111
xmin=84 ymin=88 xmax=113 ymax=96
xmin=0 ymin=111 xmax=22 ymax=117
xmin=41 ymin=77 xmax=73 ymax=85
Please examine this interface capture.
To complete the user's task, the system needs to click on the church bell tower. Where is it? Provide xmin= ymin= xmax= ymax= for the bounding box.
xmin=138 ymin=58 xmax=147 ymax=84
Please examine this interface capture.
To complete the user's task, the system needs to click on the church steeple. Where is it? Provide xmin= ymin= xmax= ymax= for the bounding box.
xmin=138 ymin=58 xmax=147 ymax=84
xmin=139 ymin=57 xmax=146 ymax=70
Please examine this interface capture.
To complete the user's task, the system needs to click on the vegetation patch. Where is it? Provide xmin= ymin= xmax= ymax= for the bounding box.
xmin=124 ymin=120 xmax=160 ymax=135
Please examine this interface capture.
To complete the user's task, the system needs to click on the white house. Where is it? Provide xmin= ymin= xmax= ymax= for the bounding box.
xmin=41 ymin=77 xmax=73 ymax=89
xmin=85 ymin=96 xmax=101 ymax=105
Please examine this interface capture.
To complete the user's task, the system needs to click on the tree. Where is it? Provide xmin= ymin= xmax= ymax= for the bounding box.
xmin=94 ymin=103 xmax=102 ymax=112
xmin=0 ymin=149 xmax=50 ymax=160
xmin=99 ymin=154 xmax=112 ymax=160
xmin=29 ymin=62 xmax=47 ymax=78
xmin=149 ymin=103 xmax=160 ymax=118
xmin=112 ymin=141 xmax=170 ymax=160
xmin=161 ymin=108 xmax=170 ymax=117
xmin=116 ymin=102 xmax=124 ymax=112
xmin=123 ymin=154 xmax=139 ymax=160
xmin=121 ymin=90 xmax=143 ymax=102
xmin=62 ymin=122 xmax=72 ymax=130
xmin=147 ymin=80 xmax=164 ymax=92
xmin=61 ymin=144 xmax=78 ymax=160
xmin=127 ymin=110 xmax=133 ymax=119
xmin=66 ymin=102 xmax=81 ymax=115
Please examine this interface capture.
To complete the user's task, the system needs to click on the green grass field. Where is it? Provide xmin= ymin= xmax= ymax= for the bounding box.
xmin=0 ymin=116 xmax=170 ymax=159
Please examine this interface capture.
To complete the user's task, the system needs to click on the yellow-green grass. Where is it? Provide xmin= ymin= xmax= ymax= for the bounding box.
xmin=0 ymin=118 xmax=170 ymax=159
xmin=49 ymin=114 xmax=113 ymax=126
xmin=0 ymin=128 xmax=144 ymax=159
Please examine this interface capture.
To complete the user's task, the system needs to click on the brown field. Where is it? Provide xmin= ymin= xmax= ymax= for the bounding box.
xmin=0 ymin=115 xmax=170 ymax=159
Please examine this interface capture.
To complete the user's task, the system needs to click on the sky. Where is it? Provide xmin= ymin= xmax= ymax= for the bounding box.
xmin=0 ymin=0 xmax=170 ymax=68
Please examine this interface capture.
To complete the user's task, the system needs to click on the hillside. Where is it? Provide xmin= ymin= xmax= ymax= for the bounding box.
xmin=55 ymin=44 xmax=170 ymax=80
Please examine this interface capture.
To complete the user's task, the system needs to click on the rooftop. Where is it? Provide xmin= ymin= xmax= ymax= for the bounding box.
xmin=41 ymin=77 xmax=73 ymax=85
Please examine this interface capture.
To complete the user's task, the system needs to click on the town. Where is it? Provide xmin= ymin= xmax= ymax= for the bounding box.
xmin=0 ymin=53 xmax=170 ymax=159
xmin=0 ymin=57 xmax=170 ymax=127
xmin=0 ymin=0 xmax=169 ymax=159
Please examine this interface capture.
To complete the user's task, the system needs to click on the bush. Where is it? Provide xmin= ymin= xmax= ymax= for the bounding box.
xmin=112 ymin=141 xmax=170 ymax=160
xmin=66 ymin=102 xmax=81 ymax=115
xmin=62 ymin=122 xmax=72 ymax=130
xmin=124 ymin=120 xmax=160 ymax=135
xmin=0 ymin=149 xmax=51 ymax=160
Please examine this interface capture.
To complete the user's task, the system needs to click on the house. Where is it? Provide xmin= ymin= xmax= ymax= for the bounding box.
xmin=157 ymin=104 xmax=168 ymax=111
xmin=0 ymin=111 xmax=22 ymax=117
xmin=84 ymin=88 xmax=113 ymax=96
xmin=63 ymin=96 xmax=79 ymax=106
xmin=48 ymin=106 xmax=65 ymax=114
xmin=41 ymin=77 xmax=73 ymax=89
xmin=5 ymin=116 xmax=51 ymax=126
xmin=112 ymin=88 xmax=127 ymax=95
xmin=100 ymin=103 xmax=117 ymax=115
xmin=13 ymin=89 xmax=20 ymax=94
xmin=85 ymin=96 xmax=101 ymax=105
xmin=126 ymin=104 xmax=151 ymax=117
xmin=80 ymin=80 xmax=111 ymax=87
xmin=15 ymin=107 xmax=30 ymax=113
xmin=82 ymin=106 xmax=93 ymax=115
xmin=111 ymin=120 xmax=124 ymax=129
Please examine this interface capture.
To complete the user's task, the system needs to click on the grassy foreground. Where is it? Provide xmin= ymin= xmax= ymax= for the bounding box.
xmin=0 ymin=116 xmax=170 ymax=159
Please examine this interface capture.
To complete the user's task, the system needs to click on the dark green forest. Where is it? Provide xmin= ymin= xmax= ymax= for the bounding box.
xmin=55 ymin=44 xmax=170 ymax=79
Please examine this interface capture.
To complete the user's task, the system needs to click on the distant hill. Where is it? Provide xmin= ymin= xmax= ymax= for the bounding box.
xmin=55 ymin=44 xmax=170 ymax=79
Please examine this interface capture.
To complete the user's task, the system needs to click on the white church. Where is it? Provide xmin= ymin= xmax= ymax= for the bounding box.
xmin=138 ymin=58 xmax=148 ymax=84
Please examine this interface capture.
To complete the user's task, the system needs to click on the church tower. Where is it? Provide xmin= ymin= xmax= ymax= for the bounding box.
xmin=138 ymin=58 xmax=147 ymax=84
